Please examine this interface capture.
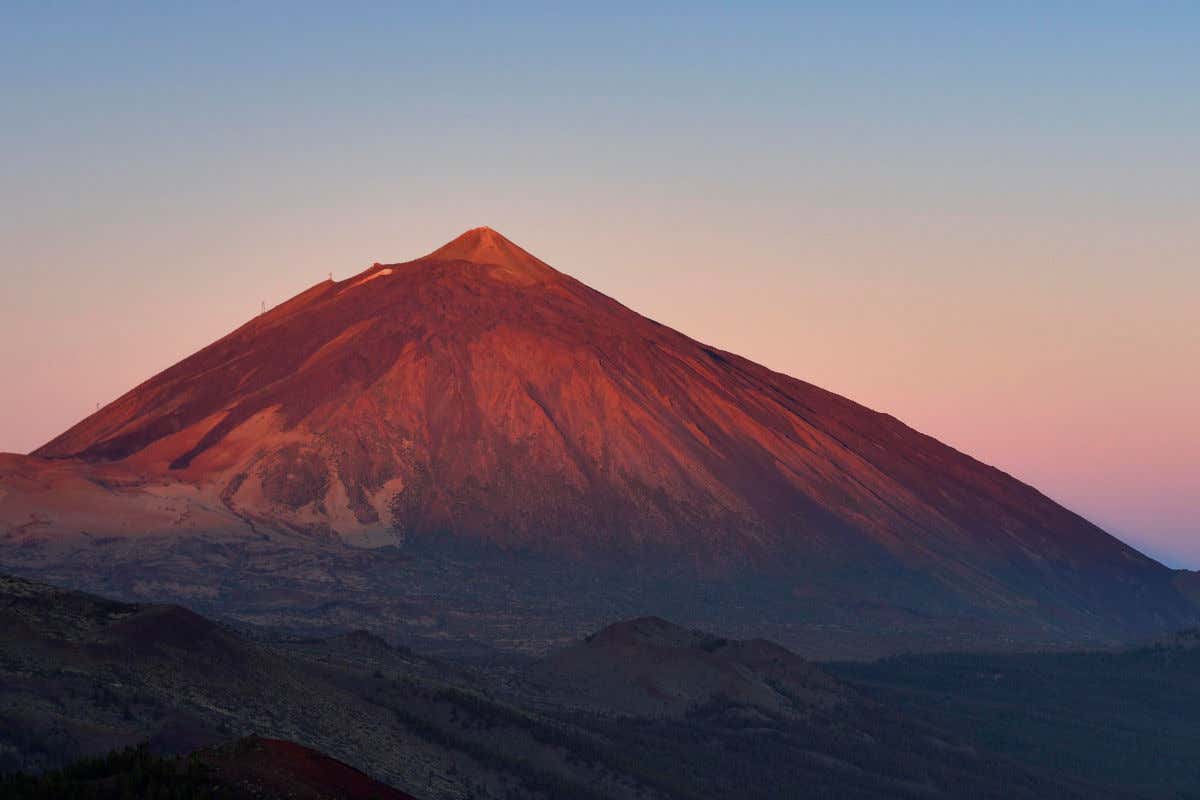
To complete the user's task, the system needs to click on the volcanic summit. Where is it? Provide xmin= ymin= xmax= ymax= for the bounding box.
xmin=2 ymin=227 xmax=1194 ymax=654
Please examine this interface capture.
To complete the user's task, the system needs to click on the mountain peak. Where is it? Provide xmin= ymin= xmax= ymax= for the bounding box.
xmin=422 ymin=227 xmax=553 ymax=280
xmin=18 ymin=226 xmax=1196 ymax=653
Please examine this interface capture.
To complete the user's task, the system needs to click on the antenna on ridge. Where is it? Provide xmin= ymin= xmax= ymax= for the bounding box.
xmin=261 ymin=300 xmax=266 ymax=315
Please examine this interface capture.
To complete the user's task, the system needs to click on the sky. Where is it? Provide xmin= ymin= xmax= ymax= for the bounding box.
xmin=1 ymin=3 xmax=1197 ymax=565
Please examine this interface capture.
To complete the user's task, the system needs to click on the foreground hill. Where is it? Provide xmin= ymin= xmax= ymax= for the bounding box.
xmin=1 ymin=574 xmax=1099 ymax=799
xmin=0 ymin=574 xmax=442 ymax=790
xmin=527 ymin=616 xmax=843 ymax=716
xmin=0 ymin=737 xmax=418 ymax=800
xmin=1 ymin=227 xmax=1193 ymax=654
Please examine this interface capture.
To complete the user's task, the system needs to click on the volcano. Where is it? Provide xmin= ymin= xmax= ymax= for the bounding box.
xmin=2 ymin=227 xmax=1193 ymax=655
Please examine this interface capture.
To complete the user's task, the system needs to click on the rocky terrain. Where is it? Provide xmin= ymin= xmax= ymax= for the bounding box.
xmin=1 ymin=573 xmax=1106 ymax=799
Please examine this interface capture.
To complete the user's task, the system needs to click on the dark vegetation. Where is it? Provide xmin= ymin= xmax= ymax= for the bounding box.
xmin=0 ymin=737 xmax=413 ymax=800
xmin=0 ymin=744 xmax=211 ymax=800
xmin=832 ymin=630 xmax=1200 ymax=798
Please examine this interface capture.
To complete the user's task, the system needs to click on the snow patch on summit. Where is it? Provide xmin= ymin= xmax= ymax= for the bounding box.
xmin=347 ymin=268 xmax=393 ymax=290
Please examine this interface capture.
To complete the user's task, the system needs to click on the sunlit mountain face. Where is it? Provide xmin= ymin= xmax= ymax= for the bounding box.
xmin=1 ymin=228 xmax=1194 ymax=658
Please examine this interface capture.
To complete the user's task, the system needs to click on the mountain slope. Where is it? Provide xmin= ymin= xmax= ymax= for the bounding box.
xmin=2 ymin=227 xmax=1193 ymax=651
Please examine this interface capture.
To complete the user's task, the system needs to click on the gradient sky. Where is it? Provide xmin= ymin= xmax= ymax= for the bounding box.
xmin=2 ymin=4 xmax=1197 ymax=565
